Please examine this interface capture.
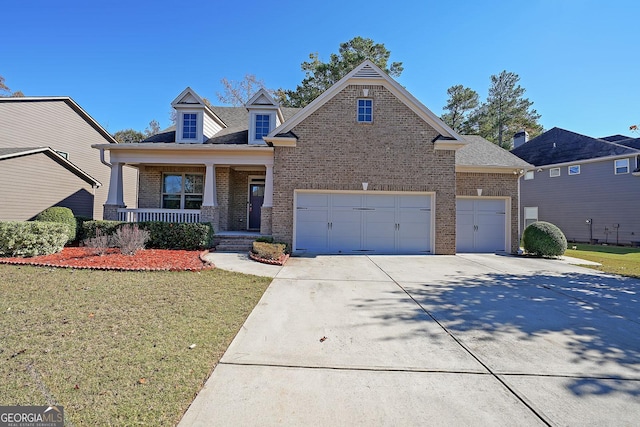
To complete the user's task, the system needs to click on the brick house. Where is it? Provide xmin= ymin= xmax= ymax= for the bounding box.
xmin=94 ymin=61 xmax=530 ymax=254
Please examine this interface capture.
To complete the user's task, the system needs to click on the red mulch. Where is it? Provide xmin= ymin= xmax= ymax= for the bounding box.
xmin=0 ymin=247 xmax=213 ymax=272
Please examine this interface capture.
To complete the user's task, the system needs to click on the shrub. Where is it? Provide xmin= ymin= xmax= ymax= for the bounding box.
xmin=111 ymin=224 xmax=150 ymax=255
xmin=522 ymin=221 xmax=567 ymax=257
xmin=252 ymin=241 xmax=286 ymax=260
xmin=34 ymin=207 xmax=76 ymax=243
xmin=82 ymin=228 xmax=111 ymax=256
xmin=137 ymin=222 xmax=213 ymax=250
xmin=254 ymin=236 xmax=274 ymax=243
xmin=81 ymin=220 xmax=124 ymax=241
xmin=0 ymin=221 xmax=68 ymax=257
xmin=75 ymin=216 xmax=93 ymax=241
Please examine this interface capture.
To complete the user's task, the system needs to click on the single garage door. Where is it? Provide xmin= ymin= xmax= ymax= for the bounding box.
xmin=295 ymin=192 xmax=432 ymax=254
xmin=456 ymin=198 xmax=507 ymax=253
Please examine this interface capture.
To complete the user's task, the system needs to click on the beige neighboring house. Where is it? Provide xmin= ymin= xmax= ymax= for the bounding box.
xmin=0 ymin=97 xmax=138 ymax=220
xmin=95 ymin=60 xmax=530 ymax=254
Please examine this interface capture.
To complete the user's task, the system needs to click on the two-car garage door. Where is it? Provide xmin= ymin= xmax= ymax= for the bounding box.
xmin=294 ymin=192 xmax=432 ymax=254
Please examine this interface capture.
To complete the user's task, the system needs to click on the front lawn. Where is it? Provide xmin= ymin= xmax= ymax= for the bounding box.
xmin=565 ymin=244 xmax=640 ymax=278
xmin=0 ymin=265 xmax=271 ymax=425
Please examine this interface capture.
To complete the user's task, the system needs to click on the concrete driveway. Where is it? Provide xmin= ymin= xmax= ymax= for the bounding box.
xmin=180 ymin=254 xmax=640 ymax=426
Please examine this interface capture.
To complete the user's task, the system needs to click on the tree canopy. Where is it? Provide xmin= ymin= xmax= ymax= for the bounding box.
xmin=113 ymin=128 xmax=145 ymax=144
xmin=216 ymin=74 xmax=269 ymax=106
xmin=441 ymin=71 xmax=542 ymax=148
xmin=276 ymin=37 xmax=403 ymax=107
xmin=441 ymin=85 xmax=479 ymax=134
xmin=0 ymin=75 xmax=24 ymax=97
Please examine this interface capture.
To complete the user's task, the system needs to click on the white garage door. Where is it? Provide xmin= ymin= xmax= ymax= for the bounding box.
xmin=456 ymin=198 xmax=507 ymax=253
xmin=295 ymin=192 xmax=432 ymax=254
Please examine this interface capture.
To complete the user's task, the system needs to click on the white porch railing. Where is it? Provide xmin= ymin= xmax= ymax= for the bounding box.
xmin=117 ymin=208 xmax=201 ymax=223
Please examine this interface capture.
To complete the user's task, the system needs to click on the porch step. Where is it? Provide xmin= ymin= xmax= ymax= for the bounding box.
xmin=213 ymin=234 xmax=267 ymax=252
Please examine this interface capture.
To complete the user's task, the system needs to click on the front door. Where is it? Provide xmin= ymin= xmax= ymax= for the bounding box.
xmin=248 ymin=183 xmax=264 ymax=230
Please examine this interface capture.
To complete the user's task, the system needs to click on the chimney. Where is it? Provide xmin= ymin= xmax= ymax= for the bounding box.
xmin=513 ymin=129 xmax=529 ymax=149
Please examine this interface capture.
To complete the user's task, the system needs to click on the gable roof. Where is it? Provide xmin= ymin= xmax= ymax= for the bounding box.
xmin=265 ymin=60 xmax=465 ymax=149
xmin=614 ymin=137 xmax=640 ymax=150
xmin=0 ymin=147 xmax=101 ymax=187
xmin=0 ymin=97 xmax=118 ymax=144
xmin=511 ymin=127 xmax=639 ymax=167
xmin=456 ymin=135 xmax=532 ymax=172
xmin=171 ymin=87 xmax=226 ymax=128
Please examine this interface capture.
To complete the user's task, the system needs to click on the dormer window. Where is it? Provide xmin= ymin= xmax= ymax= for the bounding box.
xmin=357 ymin=99 xmax=373 ymax=123
xmin=182 ymin=113 xmax=197 ymax=139
xmin=255 ymin=114 xmax=271 ymax=141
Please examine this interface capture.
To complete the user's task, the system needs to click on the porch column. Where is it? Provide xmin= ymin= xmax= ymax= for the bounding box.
xmin=202 ymin=163 xmax=218 ymax=207
xmin=260 ymin=164 xmax=274 ymax=235
xmin=105 ymin=162 xmax=124 ymax=206
xmin=200 ymin=163 xmax=219 ymax=232
xmin=263 ymin=164 xmax=273 ymax=207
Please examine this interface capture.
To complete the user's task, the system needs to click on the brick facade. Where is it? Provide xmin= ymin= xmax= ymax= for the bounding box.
xmin=456 ymin=172 xmax=520 ymax=253
xmin=272 ymin=84 xmax=457 ymax=254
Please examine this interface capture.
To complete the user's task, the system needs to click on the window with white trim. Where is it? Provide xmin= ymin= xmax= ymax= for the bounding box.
xmin=524 ymin=207 xmax=538 ymax=228
xmin=255 ymin=114 xmax=270 ymax=141
xmin=162 ymin=173 xmax=203 ymax=209
xmin=357 ymin=99 xmax=373 ymax=123
xmin=615 ymin=158 xmax=629 ymax=174
xmin=182 ymin=113 xmax=197 ymax=139
xmin=568 ymin=165 xmax=580 ymax=175
xmin=524 ymin=171 xmax=534 ymax=180
xmin=550 ymin=168 xmax=560 ymax=177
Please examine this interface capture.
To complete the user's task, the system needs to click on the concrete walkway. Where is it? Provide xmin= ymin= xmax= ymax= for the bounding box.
xmin=181 ymin=254 xmax=640 ymax=426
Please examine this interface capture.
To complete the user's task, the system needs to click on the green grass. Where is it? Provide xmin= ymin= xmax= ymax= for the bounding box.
xmin=565 ymin=244 xmax=640 ymax=278
xmin=0 ymin=265 xmax=271 ymax=426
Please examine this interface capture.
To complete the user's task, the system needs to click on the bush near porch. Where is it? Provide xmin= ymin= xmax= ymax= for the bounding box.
xmin=81 ymin=221 xmax=213 ymax=250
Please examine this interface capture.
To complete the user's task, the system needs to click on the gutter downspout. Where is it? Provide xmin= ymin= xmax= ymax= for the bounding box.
xmin=99 ymin=148 xmax=111 ymax=167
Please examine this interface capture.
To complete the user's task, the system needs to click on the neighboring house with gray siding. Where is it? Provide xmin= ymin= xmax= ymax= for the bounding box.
xmin=512 ymin=127 xmax=640 ymax=245
xmin=0 ymin=97 xmax=138 ymax=219
xmin=95 ymin=61 xmax=530 ymax=254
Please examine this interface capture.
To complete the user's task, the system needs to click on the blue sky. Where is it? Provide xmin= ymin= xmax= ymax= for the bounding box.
xmin=2 ymin=0 xmax=638 ymax=138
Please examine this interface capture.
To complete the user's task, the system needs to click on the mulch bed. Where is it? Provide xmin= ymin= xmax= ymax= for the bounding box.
xmin=0 ymin=247 xmax=213 ymax=271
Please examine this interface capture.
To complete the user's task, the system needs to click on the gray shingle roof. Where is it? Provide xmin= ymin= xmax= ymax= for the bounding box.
xmin=612 ymin=137 xmax=640 ymax=150
xmin=511 ymin=127 xmax=639 ymax=166
xmin=600 ymin=134 xmax=631 ymax=142
xmin=141 ymin=106 xmax=301 ymax=144
xmin=457 ymin=135 xmax=532 ymax=169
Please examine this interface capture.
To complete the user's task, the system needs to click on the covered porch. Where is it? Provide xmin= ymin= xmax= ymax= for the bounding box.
xmin=95 ymin=144 xmax=274 ymax=235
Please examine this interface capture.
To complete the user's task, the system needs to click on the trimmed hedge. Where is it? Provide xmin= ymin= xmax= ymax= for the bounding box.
xmin=81 ymin=220 xmax=124 ymax=242
xmin=81 ymin=220 xmax=213 ymax=250
xmin=0 ymin=221 xmax=69 ymax=257
xmin=252 ymin=241 xmax=286 ymax=260
xmin=522 ymin=221 xmax=567 ymax=257
xmin=34 ymin=207 xmax=76 ymax=243
xmin=138 ymin=222 xmax=213 ymax=250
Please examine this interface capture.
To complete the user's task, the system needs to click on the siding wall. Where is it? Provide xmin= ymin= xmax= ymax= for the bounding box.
xmin=272 ymin=84 xmax=457 ymax=254
xmin=520 ymin=157 xmax=640 ymax=244
xmin=0 ymin=153 xmax=94 ymax=220
xmin=0 ymin=100 xmax=138 ymax=218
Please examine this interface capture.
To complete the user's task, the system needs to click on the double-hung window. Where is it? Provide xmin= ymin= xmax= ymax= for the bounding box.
xmin=357 ymin=99 xmax=373 ymax=123
xmin=182 ymin=113 xmax=197 ymax=140
xmin=615 ymin=158 xmax=629 ymax=174
xmin=255 ymin=114 xmax=270 ymax=141
xmin=524 ymin=207 xmax=538 ymax=228
xmin=162 ymin=173 xmax=203 ymax=209
xmin=550 ymin=168 xmax=560 ymax=177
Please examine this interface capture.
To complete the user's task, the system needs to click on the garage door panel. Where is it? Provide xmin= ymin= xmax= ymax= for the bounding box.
xmin=364 ymin=194 xmax=395 ymax=208
xmin=297 ymin=193 xmax=329 ymax=208
xmin=296 ymin=208 xmax=329 ymax=252
xmin=330 ymin=209 xmax=362 ymax=252
xmin=399 ymin=195 xmax=431 ymax=209
xmin=363 ymin=209 xmax=396 ymax=252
